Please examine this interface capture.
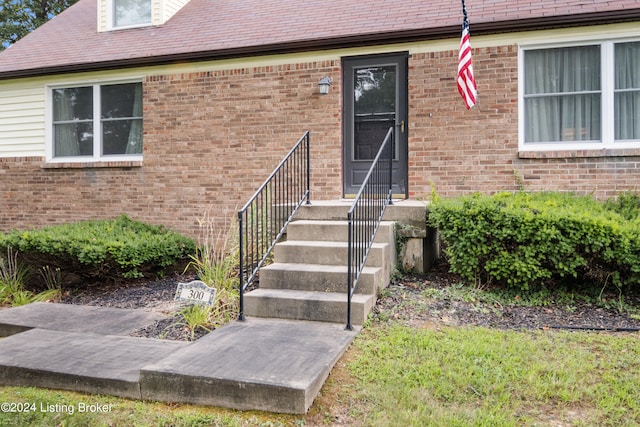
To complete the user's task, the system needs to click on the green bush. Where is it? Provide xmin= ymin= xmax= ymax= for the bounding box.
xmin=0 ymin=215 xmax=196 ymax=286
xmin=428 ymin=191 xmax=640 ymax=291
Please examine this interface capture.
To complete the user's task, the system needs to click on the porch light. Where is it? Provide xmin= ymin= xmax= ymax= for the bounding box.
xmin=318 ymin=76 xmax=331 ymax=94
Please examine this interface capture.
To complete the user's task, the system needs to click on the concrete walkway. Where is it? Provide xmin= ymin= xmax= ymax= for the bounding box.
xmin=0 ymin=303 xmax=359 ymax=414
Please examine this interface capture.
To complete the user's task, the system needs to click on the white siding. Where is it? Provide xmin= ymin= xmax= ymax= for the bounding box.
xmin=97 ymin=0 xmax=108 ymax=32
xmin=152 ymin=0 xmax=162 ymax=25
xmin=162 ymin=0 xmax=190 ymax=23
xmin=0 ymin=81 xmax=45 ymax=157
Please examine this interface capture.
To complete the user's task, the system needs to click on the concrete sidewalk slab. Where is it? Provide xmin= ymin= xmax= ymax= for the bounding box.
xmin=0 ymin=328 xmax=188 ymax=398
xmin=140 ymin=318 xmax=359 ymax=414
xmin=0 ymin=302 xmax=165 ymax=337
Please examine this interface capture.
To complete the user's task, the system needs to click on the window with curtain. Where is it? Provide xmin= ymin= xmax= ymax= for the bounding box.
xmin=50 ymin=81 xmax=143 ymax=160
xmin=522 ymin=40 xmax=640 ymax=149
xmin=524 ymin=45 xmax=601 ymax=144
xmin=52 ymin=87 xmax=94 ymax=157
xmin=615 ymin=41 xmax=640 ymax=141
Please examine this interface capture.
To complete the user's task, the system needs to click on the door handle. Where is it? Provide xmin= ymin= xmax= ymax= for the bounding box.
xmin=396 ymin=120 xmax=405 ymax=134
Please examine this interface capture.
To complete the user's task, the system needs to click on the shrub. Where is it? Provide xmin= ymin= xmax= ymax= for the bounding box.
xmin=0 ymin=215 xmax=196 ymax=287
xmin=184 ymin=208 xmax=239 ymax=329
xmin=428 ymin=191 xmax=640 ymax=291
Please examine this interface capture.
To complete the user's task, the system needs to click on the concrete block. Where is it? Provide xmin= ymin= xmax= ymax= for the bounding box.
xmin=0 ymin=302 xmax=166 ymax=337
xmin=140 ymin=318 xmax=359 ymax=414
xmin=0 ymin=329 xmax=187 ymax=398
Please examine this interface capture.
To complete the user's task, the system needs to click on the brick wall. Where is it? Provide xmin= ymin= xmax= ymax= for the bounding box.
xmin=3 ymin=47 xmax=640 ymax=239
xmin=1 ymin=61 xmax=342 ymax=238
xmin=407 ymin=46 xmax=640 ymax=199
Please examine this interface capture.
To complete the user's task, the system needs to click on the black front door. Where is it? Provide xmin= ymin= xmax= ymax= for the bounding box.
xmin=343 ymin=53 xmax=408 ymax=197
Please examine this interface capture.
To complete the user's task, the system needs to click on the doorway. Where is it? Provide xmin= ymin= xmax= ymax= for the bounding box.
xmin=342 ymin=53 xmax=408 ymax=197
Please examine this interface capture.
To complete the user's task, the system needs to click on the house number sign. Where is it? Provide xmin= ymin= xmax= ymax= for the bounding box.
xmin=174 ymin=280 xmax=216 ymax=306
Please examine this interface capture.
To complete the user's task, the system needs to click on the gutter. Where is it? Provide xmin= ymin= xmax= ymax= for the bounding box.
xmin=1 ymin=8 xmax=639 ymax=80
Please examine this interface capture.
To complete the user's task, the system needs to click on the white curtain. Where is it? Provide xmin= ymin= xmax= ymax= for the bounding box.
xmin=615 ymin=42 xmax=640 ymax=141
xmin=524 ymin=46 xmax=601 ymax=143
xmin=53 ymin=89 xmax=81 ymax=157
xmin=125 ymin=83 xmax=143 ymax=154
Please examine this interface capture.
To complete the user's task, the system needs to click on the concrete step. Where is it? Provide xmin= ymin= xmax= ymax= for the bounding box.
xmin=243 ymin=288 xmax=375 ymax=325
xmin=294 ymin=199 xmax=427 ymax=227
xmin=140 ymin=318 xmax=359 ymax=414
xmin=274 ymin=240 xmax=390 ymax=267
xmin=259 ymin=263 xmax=382 ymax=295
xmin=286 ymin=220 xmax=394 ymax=244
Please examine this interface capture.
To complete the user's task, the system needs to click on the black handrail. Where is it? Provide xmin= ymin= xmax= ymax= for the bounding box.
xmin=346 ymin=127 xmax=394 ymax=330
xmin=237 ymin=131 xmax=310 ymax=321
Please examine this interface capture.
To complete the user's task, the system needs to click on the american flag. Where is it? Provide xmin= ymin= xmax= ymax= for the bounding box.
xmin=457 ymin=9 xmax=477 ymax=109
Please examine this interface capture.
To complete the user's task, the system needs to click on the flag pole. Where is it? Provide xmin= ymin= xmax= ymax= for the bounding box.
xmin=461 ymin=0 xmax=469 ymax=27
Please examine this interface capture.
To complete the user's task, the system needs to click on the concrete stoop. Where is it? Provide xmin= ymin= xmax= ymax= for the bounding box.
xmin=244 ymin=204 xmax=401 ymax=326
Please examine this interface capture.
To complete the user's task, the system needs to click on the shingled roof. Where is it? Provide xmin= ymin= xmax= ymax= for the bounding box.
xmin=1 ymin=0 xmax=639 ymax=79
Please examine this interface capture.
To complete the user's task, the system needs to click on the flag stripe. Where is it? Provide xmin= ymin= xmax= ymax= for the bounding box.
xmin=457 ymin=22 xmax=477 ymax=109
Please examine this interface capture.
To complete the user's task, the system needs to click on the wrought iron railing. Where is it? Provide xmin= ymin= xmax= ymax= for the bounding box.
xmin=238 ymin=131 xmax=310 ymax=321
xmin=346 ymin=127 xmax=394 ymax=330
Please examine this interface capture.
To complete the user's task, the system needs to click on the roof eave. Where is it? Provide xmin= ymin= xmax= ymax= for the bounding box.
xmin=1 ymin=9 xmax=638 ymax=81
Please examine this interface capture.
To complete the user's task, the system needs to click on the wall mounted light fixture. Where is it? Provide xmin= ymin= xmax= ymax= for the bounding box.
xmin=318 ymin=76 xmax=331 ymax=94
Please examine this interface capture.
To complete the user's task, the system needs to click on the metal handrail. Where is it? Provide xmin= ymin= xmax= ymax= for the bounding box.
xmin=346 ymin=127 xmax=394 ymax=330
xmin=238 ymin=131 xmax=310 ymax=321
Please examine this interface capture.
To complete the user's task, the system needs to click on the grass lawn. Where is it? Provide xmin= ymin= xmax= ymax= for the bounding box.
xmin=1 ymin=323 xmax=638 ymax=426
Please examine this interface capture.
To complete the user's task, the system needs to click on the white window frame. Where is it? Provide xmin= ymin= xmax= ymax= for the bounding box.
xmin=45 ymin=78 xmax=143 ymax=163
xmin=106 ymin=0 xmax=153 ymax=30
xmin=518 ymin=37 xmax=640 ymax=152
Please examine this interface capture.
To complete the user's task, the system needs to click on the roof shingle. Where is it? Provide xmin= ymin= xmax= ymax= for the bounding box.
xmin=1 ymin=0 xmax=639 ymax=78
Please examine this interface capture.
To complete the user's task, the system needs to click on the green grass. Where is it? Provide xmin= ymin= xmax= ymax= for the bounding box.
xmin=349 ymin=325 xmax=640 ymax=426
xmin=1 ymin=325 xmax=639 ymax=426
xmin=0 ymin=387 xmax=299 ymax=426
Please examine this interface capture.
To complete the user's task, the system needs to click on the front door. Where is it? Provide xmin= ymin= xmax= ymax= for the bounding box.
xmin=343 ymin=53 xmax=408 ymax=197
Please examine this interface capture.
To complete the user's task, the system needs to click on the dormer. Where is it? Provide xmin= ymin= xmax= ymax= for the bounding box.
xmin=97 ymin=0 xmax=191 ymax=31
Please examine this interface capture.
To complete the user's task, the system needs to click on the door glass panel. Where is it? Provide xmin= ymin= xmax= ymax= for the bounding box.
xmin=353 ymin=66 xmax=396 ymax=160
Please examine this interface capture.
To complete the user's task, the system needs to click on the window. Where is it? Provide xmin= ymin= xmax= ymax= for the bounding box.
xmin=615 ymin=41 xmax=640 ymax=141
xmin=521 ymin=40 xmax=640 ymax=150
xmin=113 ymin=0 xmax=152 ymax=28
xmin=50 ymin=82 xmax=143 ymax=160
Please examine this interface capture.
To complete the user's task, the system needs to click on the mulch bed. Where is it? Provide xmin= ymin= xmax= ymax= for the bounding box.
xmin=60 ymin=274 xmax=211 ymax=341
xmin=373 ymin=263 xmax=640 ymax=332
